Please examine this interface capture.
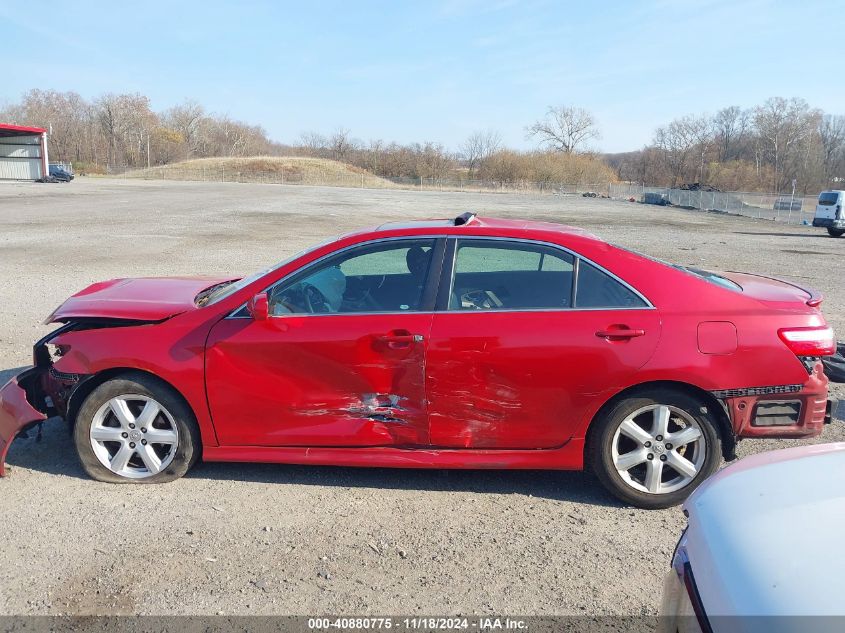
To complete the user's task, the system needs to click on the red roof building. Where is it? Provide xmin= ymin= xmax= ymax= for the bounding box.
xmin=0 ymin=123 xmax=49 ymax=180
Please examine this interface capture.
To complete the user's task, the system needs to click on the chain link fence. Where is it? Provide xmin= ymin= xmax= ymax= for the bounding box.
xmin=388 ymin=177 xmax=606 ymax=195
xmin=608 ymin=183 xmax=817 ymax=225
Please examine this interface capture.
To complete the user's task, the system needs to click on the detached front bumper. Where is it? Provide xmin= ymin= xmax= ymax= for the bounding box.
xmin=717 ymin=361 xmax=831 ymax=439
xmin=0 ymin=369 xmax=48 ymax=476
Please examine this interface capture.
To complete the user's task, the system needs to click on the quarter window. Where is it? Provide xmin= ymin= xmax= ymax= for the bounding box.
xmin=575 ymin=260 xmax=647 ymax=308
xmin=449 ymin=240 xmax=574 ymax=310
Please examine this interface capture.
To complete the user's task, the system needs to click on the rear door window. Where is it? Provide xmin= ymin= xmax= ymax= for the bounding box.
xmin=818 ymin=192 xmax=840 ymax=206
xmin=449 ymin=240 xmax=574 ymax=310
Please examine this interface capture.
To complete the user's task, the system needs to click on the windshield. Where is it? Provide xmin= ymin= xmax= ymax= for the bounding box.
xmin=197 ymin=237 xmax=338 ymax=307
xmin=818 ymin=192 xmax=840 ymax=206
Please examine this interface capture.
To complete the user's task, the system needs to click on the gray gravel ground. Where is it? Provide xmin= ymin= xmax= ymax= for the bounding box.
xmin=0 ymin=178 xmax=842 ymax=616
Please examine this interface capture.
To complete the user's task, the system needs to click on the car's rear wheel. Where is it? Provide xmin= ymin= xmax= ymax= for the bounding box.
xmin=588 ymin=388 xmax=722 ymax=509
xmin=73 ymin=373 xmax=200 ymax=483
xmin=827 ymin=228 xmax=844 ymax=237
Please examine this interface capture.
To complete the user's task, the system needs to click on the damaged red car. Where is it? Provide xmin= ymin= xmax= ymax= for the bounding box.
xmin=0 ymin=214 xmax=837 ymax=508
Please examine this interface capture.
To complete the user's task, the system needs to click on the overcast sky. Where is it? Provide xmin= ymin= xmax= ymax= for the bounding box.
xmin=2 ymin=0 xmax=841 ymax=153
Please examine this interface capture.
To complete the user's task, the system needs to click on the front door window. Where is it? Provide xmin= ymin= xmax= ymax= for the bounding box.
xmin=268 ymin=239 xmax=437 ymax=315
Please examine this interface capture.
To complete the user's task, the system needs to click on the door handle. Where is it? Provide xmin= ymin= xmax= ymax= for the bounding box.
xmin=377 ymin=332 xmax=424 ymax=349
xmin=595 ymin=328 xmax=645 ymax=340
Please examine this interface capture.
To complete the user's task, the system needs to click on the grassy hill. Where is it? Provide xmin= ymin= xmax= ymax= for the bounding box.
xmin=123 ymin=156 xmax=396 ymax=188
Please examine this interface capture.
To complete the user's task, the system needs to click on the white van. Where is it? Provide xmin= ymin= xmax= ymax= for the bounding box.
xmin=813 ymin=190 xmax=845 ymax=237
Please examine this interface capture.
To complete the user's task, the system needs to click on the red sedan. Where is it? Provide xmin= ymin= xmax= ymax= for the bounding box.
xmin=0 ymin=214 xmax=836 ymax=508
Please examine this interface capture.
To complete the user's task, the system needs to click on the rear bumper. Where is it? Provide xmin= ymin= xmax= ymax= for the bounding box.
xmin=0 ymin=369 xmax=48 ymax=476
xmin=719 ymin=362 xmax=830 ymax=439
xmin=812 ymin=217 xmax=845 ymax=228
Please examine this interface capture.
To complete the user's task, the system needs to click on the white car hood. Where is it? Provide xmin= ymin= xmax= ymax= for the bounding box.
xmin=683 ymin=443 xmax=845 ymax=617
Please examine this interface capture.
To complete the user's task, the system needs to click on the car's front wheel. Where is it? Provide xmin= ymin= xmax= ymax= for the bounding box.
xmin=588 ymin=388 xmax=722 ymax=509
xmin=73 ymin=373 xmax=201 ymax=483
xmin=827 ymin=228 xmax=844 ymax=238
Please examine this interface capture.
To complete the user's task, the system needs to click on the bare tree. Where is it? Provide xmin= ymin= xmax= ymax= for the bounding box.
xmin=413 ymin=142 xmax=455 ymax=180
xmin=653 ymin=117 xmax=700 ymax=187
xmin=359 ymin=139 xmax=386 ymax=174
xmin=299 ymin=131 xmax=327 ymax=157
xmin=460 ymin=129 xmax=502 ymax=175
xmin=329 ymin=127 xmax=355 ymax=161
xmin=526 ymin=105 xmax=600 ymax=154
xmin=95 ymin=93 xmax=156 ymax=167
xmin=817 ymin=114 xmax=845 ymax=184
xmin=163 ymin=100 xmax=205 ymax=159
xmin=203 ymin=116 xmax=270 ymax=157
xmin=713 ymin=106 xmax=751 ymax=162
xmin=686 ymin=115 xmax=715 ymax=182
xmin=754 ymin=97 xmax=822 ymax=190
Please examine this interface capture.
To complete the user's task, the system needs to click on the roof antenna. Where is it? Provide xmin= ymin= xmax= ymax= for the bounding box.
xmin=454 ymin=212 xmax=477 ymax=226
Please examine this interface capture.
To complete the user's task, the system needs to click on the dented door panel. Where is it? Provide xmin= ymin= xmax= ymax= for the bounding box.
xmin=426 ymin=310 xmax=661 ymax=449
xmin=205 ymin=314 xmax=432 ymax=446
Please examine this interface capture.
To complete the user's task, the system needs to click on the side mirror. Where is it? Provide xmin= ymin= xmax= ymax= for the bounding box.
xmin=247 ymin=292 xmax=269 ymax=321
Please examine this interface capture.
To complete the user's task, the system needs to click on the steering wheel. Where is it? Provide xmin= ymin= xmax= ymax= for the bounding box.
xmin=342 ymin=275 xmax=385 ymax=311
xmin=460 ymin=289 xmax=503 ymax=310
xmin=303 ymin=283 xmax=331 ymax=313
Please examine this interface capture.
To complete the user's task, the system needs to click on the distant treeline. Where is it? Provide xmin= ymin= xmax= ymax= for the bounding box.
xmin=605 ymin=98 xmax=845 ymax=194
xmin=0 ymin=90 xmax=615 ymax=184
xmin=292 ymin=128 xmax=616 ymax=184
xmin=5 ymin=90 xmax=840 ymax=193
xmin=1 ymin=90 xmax=273 ymax=173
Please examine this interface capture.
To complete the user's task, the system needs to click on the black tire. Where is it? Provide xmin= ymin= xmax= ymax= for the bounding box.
xmin=73 ymin=373 xmax=201 ymax=483
xmin=822 ymin=343 xmax=845 ymax=383
xmin=587 ymin=388 xmax=722 ymax=509
xmin=827 ymin=228 xmax=844 ymax=238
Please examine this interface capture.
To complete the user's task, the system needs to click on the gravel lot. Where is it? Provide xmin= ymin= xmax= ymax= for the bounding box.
xmin=1 ymin=178 xmax=843 ymax=616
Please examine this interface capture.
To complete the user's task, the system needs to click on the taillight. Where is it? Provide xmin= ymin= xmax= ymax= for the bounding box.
xmin=778 ymin=326 xmax=836 ymax=356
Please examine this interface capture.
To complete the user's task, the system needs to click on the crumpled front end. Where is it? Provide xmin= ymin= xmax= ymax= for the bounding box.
xmin=0 ymin=323 xmax=93 ymax=476
xmin=0 ymin=369 xmax=48 ymax=476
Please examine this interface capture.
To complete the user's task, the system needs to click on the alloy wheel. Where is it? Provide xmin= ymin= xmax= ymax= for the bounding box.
xmin=610 ymin=404 xmax=706 ymax=495
xmin=89 ymin=394 xmax=179 ymax=479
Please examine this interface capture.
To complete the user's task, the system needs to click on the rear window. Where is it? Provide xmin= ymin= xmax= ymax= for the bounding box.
xmin=680 ymin=267 xmax=742 ymax=292
xmin=818 ymin=192 xmax=840 ymax=206
xmin=611 ymin=243 xmax=742 ymax=294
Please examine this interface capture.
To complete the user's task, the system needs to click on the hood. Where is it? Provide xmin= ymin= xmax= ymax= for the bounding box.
xmin=683 ymin=443 xmax=845 ymax=615
xmin=718 ymin=271 xmax=823 ymax=308
xmin=47 ymin=276 xmax=235 ymax=323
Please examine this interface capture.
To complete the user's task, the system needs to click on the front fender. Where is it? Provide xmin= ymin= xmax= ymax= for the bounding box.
xmin=44 ymin=318 xmax=220 ymax=448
